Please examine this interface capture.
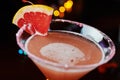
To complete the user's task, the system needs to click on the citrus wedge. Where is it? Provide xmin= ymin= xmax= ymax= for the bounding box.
xmin=12 ymin=4 xmax=54 ymax=35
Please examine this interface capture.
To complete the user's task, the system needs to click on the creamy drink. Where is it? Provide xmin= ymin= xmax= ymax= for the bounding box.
xmin=25 ymin=31 xmax=104 ymax=80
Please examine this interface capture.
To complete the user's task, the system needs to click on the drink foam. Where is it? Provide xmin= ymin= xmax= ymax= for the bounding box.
xmin=26 ymin=31 xmax=103 ymax=66
xmin=40 ymin=43 xmax=85 ymax=65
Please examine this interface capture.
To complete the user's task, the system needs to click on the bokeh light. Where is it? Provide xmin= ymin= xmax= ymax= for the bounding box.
xmin=18 ymin=49 xmax=27 ymax=55
xmin=54 ymin=10 xmax=60 ymax=16
xmin=18 ymin=49 xmax=24 ymax=55
xmin=59 ymin=12 xmax=64 ymax=18
xmin=53 ymin=0 xmax=73 ymax=18
xmin=64 ymin=0 xmax=73 ymax=9
xmin=59 ymin=6 xmax=65 ymax=13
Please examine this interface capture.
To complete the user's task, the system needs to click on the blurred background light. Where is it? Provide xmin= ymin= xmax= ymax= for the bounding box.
xmin=54 ymin=10 xmax=60 ymax=16
xmin=59 ymin=12 xmax=64 ymax=18
xmin=18 ymin=49 xmax=27 ymax=55
xmin=53 ymin=0 xmax=73 ymax=18
xmin=64 ymin=0 xmax=73 ymax=9
xmin=23 ymin=51 xmax=27 ymax=55
xmin=59 ymin=6 xmax=65 ymax=13
xmin=18 ymin=49 xmax=24 ymax=55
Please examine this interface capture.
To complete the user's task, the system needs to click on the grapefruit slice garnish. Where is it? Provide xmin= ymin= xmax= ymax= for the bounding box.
xmin=12 ymin=4 xmax=54 ymax=35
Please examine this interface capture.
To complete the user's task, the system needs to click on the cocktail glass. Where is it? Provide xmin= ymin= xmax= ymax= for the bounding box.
xmin=16 ymin=19 xmax=115 ymax=80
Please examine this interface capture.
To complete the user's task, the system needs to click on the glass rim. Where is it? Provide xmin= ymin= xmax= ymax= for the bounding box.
xmin=17 ymin=19 xmax=116 ymax=70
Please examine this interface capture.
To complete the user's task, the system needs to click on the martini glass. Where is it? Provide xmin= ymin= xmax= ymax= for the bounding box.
xmin=16 ymin=19 xmax=115 ymax=80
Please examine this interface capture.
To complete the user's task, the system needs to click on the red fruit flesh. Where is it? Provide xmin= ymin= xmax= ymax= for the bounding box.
xmin=17 ymin=12 xmax=52 ymax=35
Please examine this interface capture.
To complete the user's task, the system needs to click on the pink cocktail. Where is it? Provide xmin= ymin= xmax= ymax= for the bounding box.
xmin=16 ymin=19 xmax=115 ymax=80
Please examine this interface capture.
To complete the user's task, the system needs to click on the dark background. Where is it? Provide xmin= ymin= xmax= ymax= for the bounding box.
xmin=0 ymin=0 xmax=120 ymax=80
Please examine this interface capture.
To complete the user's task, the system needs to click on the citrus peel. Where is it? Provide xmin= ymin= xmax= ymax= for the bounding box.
xmin=12 ymin=4 xmax=54 ymax=35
